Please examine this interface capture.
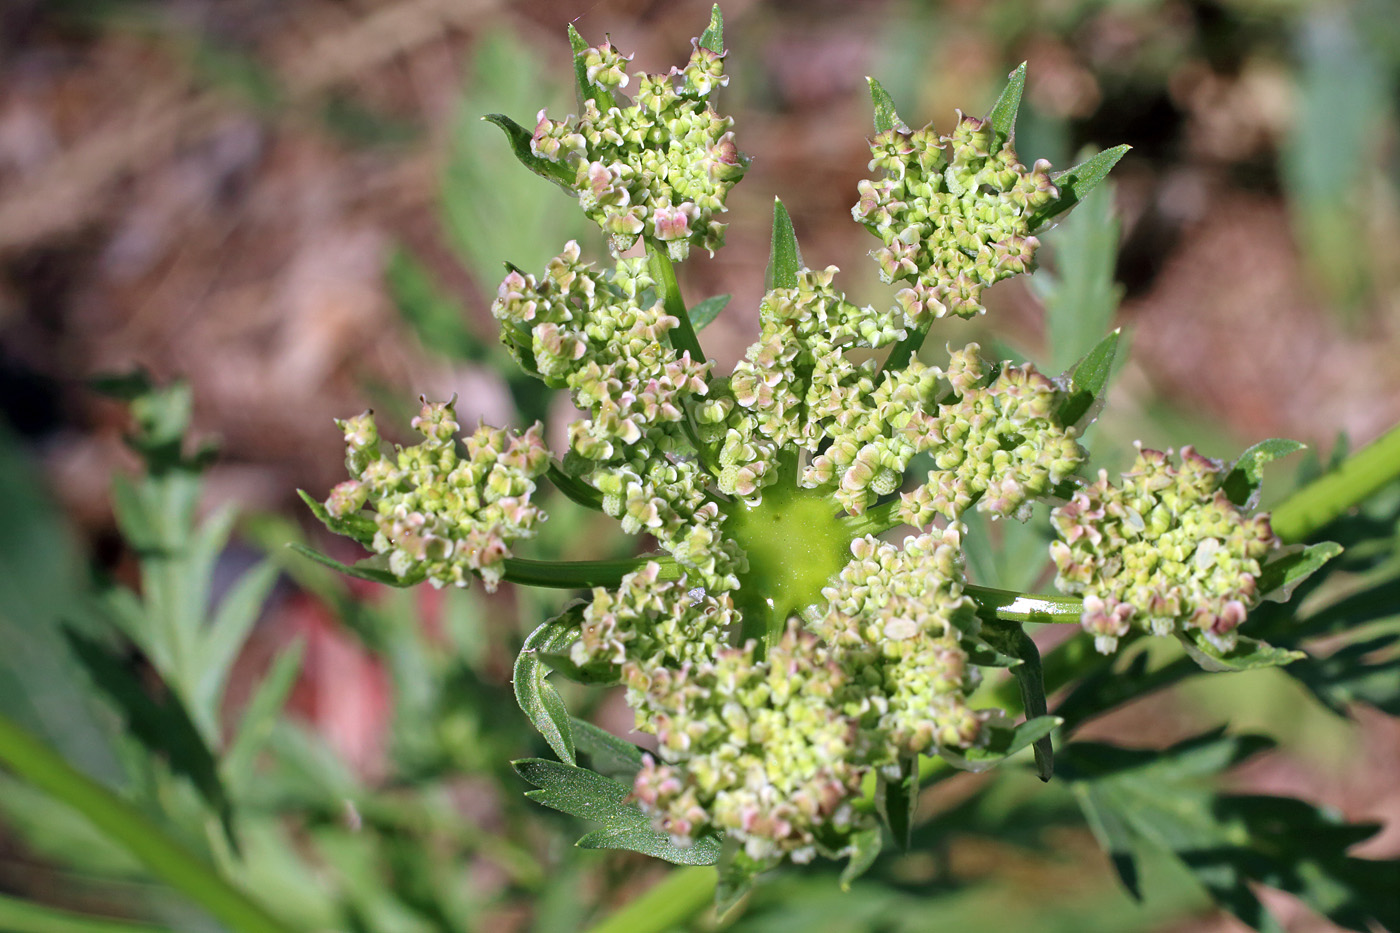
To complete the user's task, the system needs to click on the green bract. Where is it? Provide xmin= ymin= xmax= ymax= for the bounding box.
xmin=311 ymin=4 xmax=1307 ymax=894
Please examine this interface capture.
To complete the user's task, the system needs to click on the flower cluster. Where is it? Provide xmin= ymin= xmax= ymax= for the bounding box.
xmin=531 ymin=36 xmax=746 ymax=259
xmin=491 ymin=240 xmax=742 ymax=592
xmin=326 ymin=399 xmax=549 ymax=590
xmin=1049 ymin=445 xmax=1279 ymax=653
xmin=852 ymin=112 xmax=1057 ymax=318
xmin=900 ymin=343 xmax=1085 ymax=525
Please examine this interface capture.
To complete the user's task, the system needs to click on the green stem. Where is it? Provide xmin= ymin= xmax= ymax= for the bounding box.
xmin=501 ymin=555 xmax=682 ymax=589
xmin=966 ymin=584 xmax=1082 ymax=624
xmin=0 ymin=894 xmax=174 ymax=933
xmin=1269 ymin=421 xmax=1400 ymax=543
xmin=645 ymin=238 xmax=705 ymax=363
xmin=878 ymin=318 xmax=931 ymax=377
xmin=839 ymin=497 xmax=902 ymax=537
xmin=581 ymin=867 xmax=716 ymax=933
xmin=0 ymin=712 xmax=296 ymax=933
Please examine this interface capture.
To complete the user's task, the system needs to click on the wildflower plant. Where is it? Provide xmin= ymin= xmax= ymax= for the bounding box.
xmin=302 ymin=7 xmax=1399 ymax=925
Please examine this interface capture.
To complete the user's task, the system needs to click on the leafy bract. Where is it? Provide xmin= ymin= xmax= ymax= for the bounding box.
xmin=569 ymin=717 xmax=646 ymax=779
xmin=688 ymin=293 xmax=731 ymax=331
xmin=866 ymin=77 xmax=906 ymax=134
xmin=765 ymin=198 xmax=803 ymax=291
xmin=1055 ymin=329 xmax=1121 ymax=429
xmin=698 ymin=4 xmax=724 ymax=54
xmin=514 ymin=609 xmax=582 ymax=765
xmin=298 ymin=488 xmax=376 ymax=546
xmin=874 ymin=755 xmax=918 ymax=849
xmin=1029 ymin=145 xmax=1131 ymax=232
xmin=289 ymin=543 xmax=425 ymax=587
xmin=985 ymin=63 xmax=1027 ymax=146
xmin=938 ymin=715 xmax=1060 ymax=773
xmin=1177 ymin=632 xmax=1305 ymax=674
xmin=482 ymin=113 xmax=576 ymax=190
xmin=1223 ymin=438 xmax=1306 ymax=509
xmin=513 ymin=758 xmax=722 ymax=865
xmin=983 ymin=620 xmax=1054 ymax=780
xmin=1258 ymin=542 xmax=1342 ymax=604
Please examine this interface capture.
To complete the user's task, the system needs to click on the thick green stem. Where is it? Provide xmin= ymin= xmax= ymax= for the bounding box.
xmin=581 ymin=867 xmax=716 ymax=933
xmin=547 ymin=461 xmax=605 ymax=511
xmin=0 ymin=712 xmax=297 ymax=933
xmin=0 ymin=894 xmax=174 ymax=933
xmin=501 ymin=555 xmax=682 ymax=589
xmin=966 ymin=584 xmax=1082 ymax=624
xmin=645 ymin=238 xmax=705 ymax=363
xmin=878 ymin=318 xmax=932 ymax=377
xmin=1269 ymin=421 xmax=1400 ymax=543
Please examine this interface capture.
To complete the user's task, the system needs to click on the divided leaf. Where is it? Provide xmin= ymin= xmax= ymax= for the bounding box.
xmin=839 ymin=825 xmax=883 ymax=890
xmin=716 ymin=844 xmax=777 ymax=918
xmin=939 ymin=715 xmax=1060 ymax=774
xmin=1258 ymin=541 xmax=1342 ymax=604
xmin=1287 ymin=634 xmax=1400 ymax=717
xmin=1223 ymin=438 xmax=1306 ymax=509
xmin=514 ymin=758 xmax=722 ymax=865
xmin=1062 ymin=730 xmax=1399 ymax=932
xmin=765 ymin=198 xmax=803 ymax=291
xmin=1029 ymin=145 xmax=1131 ymax=232
xmin=514 ymin=609 xmax=583 ymax=765
xmin=569 ymin=717 xmax=646 ymax=779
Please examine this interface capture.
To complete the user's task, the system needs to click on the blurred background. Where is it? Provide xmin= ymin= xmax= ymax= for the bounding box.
xmin=1 ymin=0 xmax=1399 ymax=930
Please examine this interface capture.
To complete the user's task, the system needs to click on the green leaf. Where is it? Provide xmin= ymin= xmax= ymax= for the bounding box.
xmin=1288 ymin=633 xmax=1400 ymax=716
xmin=983 ymin=620 xmax=1053 ymax=780
xmin=194 ymin=560 xmax=278 ymax=717
xmin=875 ymin=755 xmax=918 ymax=848
xmin=939 ymin=715 xmax=1061 ymax=773
xmin=715 ymin=844 xmax=775 ymax=918
xmin=765 ymin=198 xmax=803 ymax=291
xmin=514 ymin=609 xmax=582 ymax=764
xmin=699 ymin=4 xmax=724 ymax=54
xmin=513 ymin=758 xmax=722 ymax=865
xmin=866 ymin=77 xmax=907 ymax=134
xmin=567 ymin=24 xmax=615 ymax=111
xmin=1061 ymin=730 xmax=1399 ymax=932
xmin=1223 ymin=438 xmax=1306 ymax=509
xmin=538 ymin=650 xmax=620 ymax=685
xmin=224 ymin=640 xmax=305 ymax=794
xmin=570 ymin=717 xmax=646 ymax=779
xmin=1055 ymin=329 xmax=1121 ymax=429
xmin=1177 ymin=632 xmax=1305 ymax=673
xmin=297 ymin=488 xmax=376 ymax=546
xmin=985 ymin=62 xmax=1027 ymax=146
xmin=288 ymin=543 xmax=425 ymax=587
xmin=1258 ymin=541 xmax=1342 ymax=604
xmin=63 ymin=629 xmax=235 ymax=847
xmin=688 ymin=293 xmax=731 ymax=331
xmin=481 ymin=113 xmax=576 ymax=190
xmin=839 ymin=826 xmax=883 ymax=890
xmin=1029 ymin=144 xmax=1131 ymax=232
xmin=1037 ymin=178 xmax=1124 ymax=374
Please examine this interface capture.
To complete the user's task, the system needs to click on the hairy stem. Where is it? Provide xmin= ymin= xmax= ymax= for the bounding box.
xmin=0 ymin=712 xmax=296 ymax=933
xmin=1269 ymin=420 xmax=1400 ymax=543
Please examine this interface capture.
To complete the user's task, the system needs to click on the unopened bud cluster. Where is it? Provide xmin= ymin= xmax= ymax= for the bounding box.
xmin=1049 ymin=445 xmax=1279 ymax=653
xmin=327 ymin=400 xmax=549 ymax=590
xmin=531 ymin=37 xmax=746 ymax=259
xmin=852 ymin=113 xmax=1057 ymax=319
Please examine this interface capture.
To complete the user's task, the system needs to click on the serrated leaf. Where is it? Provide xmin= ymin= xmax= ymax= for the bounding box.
xmin=570 ymin=717 xmax=645 ymax=779
xmin=1054 ymin=329 xmax=1121 ymax=430
xmin=514 ymin=610 xmax=581 ymax=765
xmin=195 ymin=560 xmax=277 ymax=717
xmin=481 ymin=113 xmax=576 ymax=190
xmin=699 ymin=4 xmax=724 ymax=54
xmin=765 ymin=198 xmax=803 ymax=291
xmin=866 ymin=77 xmax=907 ymax=134
xmin=839 ymin=826 xmax=883 ymax=890
xmin=1258 ymin=541 xmax=1342 ymax=604
xmin=985 ymin=62 xmax=1027 ymax=145
xmin=940 ymin=715 xmax=1061 ymax=773
xmin=224 ymin=640 xmax=304 ymax=793
xmin=297 ymin=489 xmax=376 ymax=546
xmin=1223 ymin=439 xmax=1306 ymax=508
xmin=983 ymin=620 xmax=1053 ymax=780
xmin=1177 ymin=632 xmax=1305 ymax=673
xmin=688 ymin=293 xmax=730 ymax=331
xmin=514 ymin=758 xmax=722 ymax=865
xmin=1029 ymin=145 xmax=1131 ymax=232
xmin=875 ymin=755 xmax=918 ymax=848
xmin=1061 ymin=730 xmax=1399 ymax=932
xmin=288 ymin=543 xmax=424 ymax=587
